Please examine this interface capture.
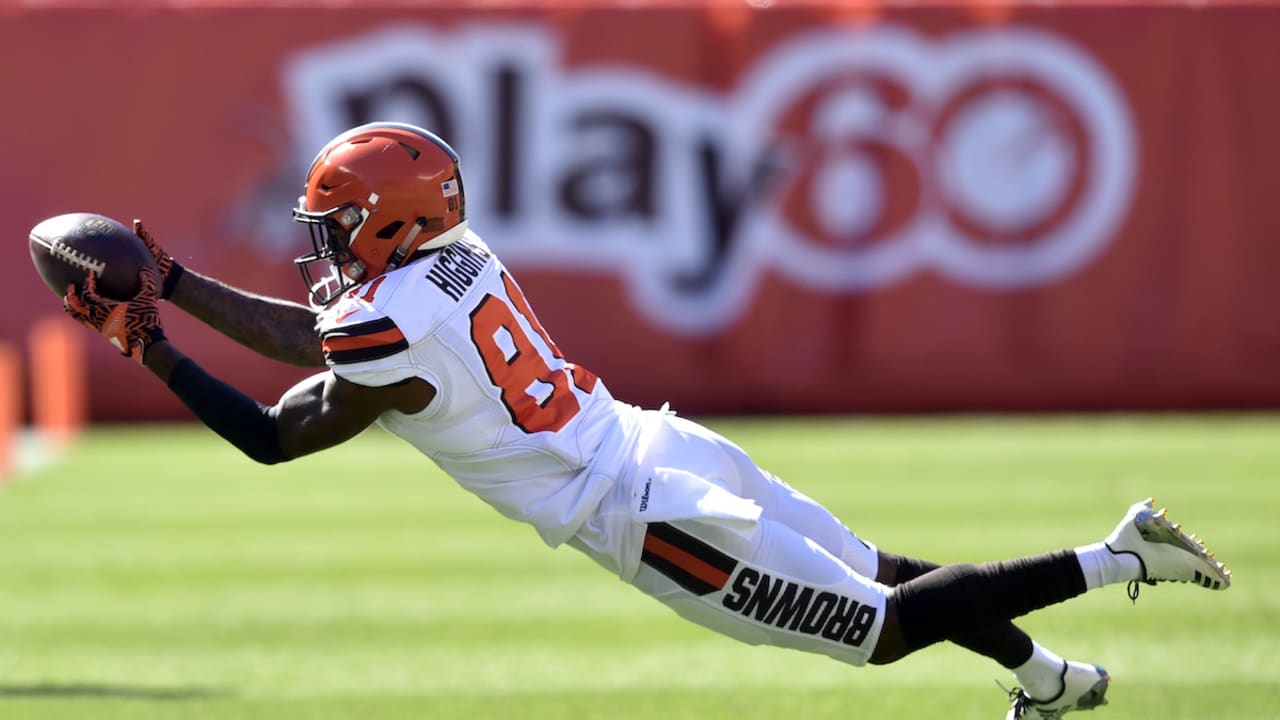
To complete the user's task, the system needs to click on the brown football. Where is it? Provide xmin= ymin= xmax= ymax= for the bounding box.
xmin=29 ymin=212 xmax=158 ymax=300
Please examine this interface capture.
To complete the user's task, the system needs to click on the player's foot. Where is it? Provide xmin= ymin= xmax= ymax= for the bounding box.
xmin=1105 ymin=497 xmax=1231 ymax=595
xmin=1005 ymin=661 xmax=1110 ymax=719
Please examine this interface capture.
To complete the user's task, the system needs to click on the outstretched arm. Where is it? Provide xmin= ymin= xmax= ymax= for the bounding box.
xmin=137 ymin=219 xmax=324 ymax=368
xmin=63 ymin=270 xmax=433 ymax=463
xmin=144 ymin=339 xmax=407 ymax=463
xmin=168 ymin=267 xmax=324 ymax=368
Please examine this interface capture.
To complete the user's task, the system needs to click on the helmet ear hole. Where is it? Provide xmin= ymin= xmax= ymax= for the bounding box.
xmin=376 ymin=221 xmax=404 ymax=239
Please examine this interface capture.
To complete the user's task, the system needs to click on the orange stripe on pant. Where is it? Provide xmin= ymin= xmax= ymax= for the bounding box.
xmin=642 ymin=533 xmax=733 ymax=591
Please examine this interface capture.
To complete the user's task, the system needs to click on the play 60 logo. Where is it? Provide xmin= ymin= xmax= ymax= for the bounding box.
xmin=283 ymin=23 xmax=1136 ymax=334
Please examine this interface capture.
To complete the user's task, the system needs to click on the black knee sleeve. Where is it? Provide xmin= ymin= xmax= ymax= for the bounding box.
xmin=878 ymin=551 xmax=941 ymax=585
xmin=891 ymin=550 xmax=1086 ymax=654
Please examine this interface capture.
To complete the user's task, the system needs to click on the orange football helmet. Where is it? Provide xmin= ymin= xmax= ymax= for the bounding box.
xmin=292 ymin=122 xmax=467 ymax=306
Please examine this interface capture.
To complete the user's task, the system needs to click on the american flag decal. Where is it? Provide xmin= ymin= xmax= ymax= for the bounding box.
xmin=441 ymin=179 xmax=459 ymax=197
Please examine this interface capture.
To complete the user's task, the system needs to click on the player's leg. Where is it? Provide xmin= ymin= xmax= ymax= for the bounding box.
xmin=660 ymin=415 xmax=1100 ymax=705
xmin=689 ymin=419 xmax=1225 ymax=714
xmin=580 ymin=413 xmax=895 ymax=664
xmin=629 ymin=512 xmax=891 ymax=667
xmin=878 ymin=551 xmax=1077 ymax=704
xmin=600 ymin=417 xmax=1093 ymax=669
xmin=620 ymin=495 xmax=1228 ymax=667
xmin=578 ymin=416 xmax=1230 ymax=716
xmin=872 ymin=496 xmax=1230 ymax=664
xmin=871 ymin=498 xmax=1230 ymax=718
xmin=876 ymin=551 xmax=1113 ymax=720
xmin=665 ymin=414 xmax=880 ymax=577
xmin=577 ymin=492 xmax=1226 ymax=719
xmin=690 ymin=416 xmax=1071 ymax=696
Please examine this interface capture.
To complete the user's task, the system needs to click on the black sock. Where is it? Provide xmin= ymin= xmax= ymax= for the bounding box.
xmin=879 ymin=552 xmax=1034 ymax=667
xmin=891 ymin=550 xmax=1086 ymax=655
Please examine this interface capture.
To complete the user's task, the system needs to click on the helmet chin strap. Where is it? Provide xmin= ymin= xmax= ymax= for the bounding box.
xmin=384 ymin=220 xmax=426 ymax=272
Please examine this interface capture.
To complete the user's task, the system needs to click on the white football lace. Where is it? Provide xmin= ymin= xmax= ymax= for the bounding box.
xmin=45 ymin=239 xmax=107 ymax=276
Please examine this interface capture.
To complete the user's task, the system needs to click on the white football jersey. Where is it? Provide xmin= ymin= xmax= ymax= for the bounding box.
xmin=315 ymin=231 xmax=644 ymax=546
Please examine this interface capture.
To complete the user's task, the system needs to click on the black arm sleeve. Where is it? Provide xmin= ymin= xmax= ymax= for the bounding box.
xmin=166 ymin=358 xmax=288 ymax=465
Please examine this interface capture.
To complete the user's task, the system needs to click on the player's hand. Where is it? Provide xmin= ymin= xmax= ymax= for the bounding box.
xmin=64 ymin=268 xmax=167 ymax=364
xmin=134 ymin=218 xmax=185 ymax=299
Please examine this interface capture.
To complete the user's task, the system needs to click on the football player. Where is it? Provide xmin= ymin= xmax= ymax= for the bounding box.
xmin=63 ymin=122 xmax=1231 ymax=719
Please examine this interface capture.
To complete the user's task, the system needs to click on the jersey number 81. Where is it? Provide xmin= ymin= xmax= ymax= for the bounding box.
xmin=470 ymin=272 xmax=598 ymax=434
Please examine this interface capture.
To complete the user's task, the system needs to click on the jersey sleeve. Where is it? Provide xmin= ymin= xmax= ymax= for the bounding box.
xmin=317 ymin=296 xmax=418 ymax=388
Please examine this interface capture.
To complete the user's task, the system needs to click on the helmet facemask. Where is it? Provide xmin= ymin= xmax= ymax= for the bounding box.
xmin=292 ymin=202 xmax=369 ymax=308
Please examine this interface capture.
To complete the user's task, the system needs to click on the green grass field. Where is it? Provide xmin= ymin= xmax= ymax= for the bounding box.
xmin=0 ymin=415 xmax=1277 ymax=719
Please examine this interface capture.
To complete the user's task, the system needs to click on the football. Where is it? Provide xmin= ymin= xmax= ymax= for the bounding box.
xmin=29 ymin=212 xmax=158 ymax=300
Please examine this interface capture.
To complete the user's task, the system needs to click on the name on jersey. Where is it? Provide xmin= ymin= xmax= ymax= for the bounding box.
xmin=426 ymin=242 xmax=493 ymax=302
xmin=721 ymin=567 xmax=879 ymax=647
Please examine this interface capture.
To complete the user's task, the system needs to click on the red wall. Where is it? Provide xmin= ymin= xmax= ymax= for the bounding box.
xmin=4 ymin=2 xmax=1279 ymax=418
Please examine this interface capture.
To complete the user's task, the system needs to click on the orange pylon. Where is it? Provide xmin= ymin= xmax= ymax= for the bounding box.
xmin=28 ymin=317 xmax=87 ymax=446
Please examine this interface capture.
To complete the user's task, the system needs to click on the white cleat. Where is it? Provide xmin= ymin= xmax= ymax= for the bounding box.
xmin=1005 ymin=661 xmax=1110 ymax=719
xmin=1106 ymin=497 xmax=1231 ymax=594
